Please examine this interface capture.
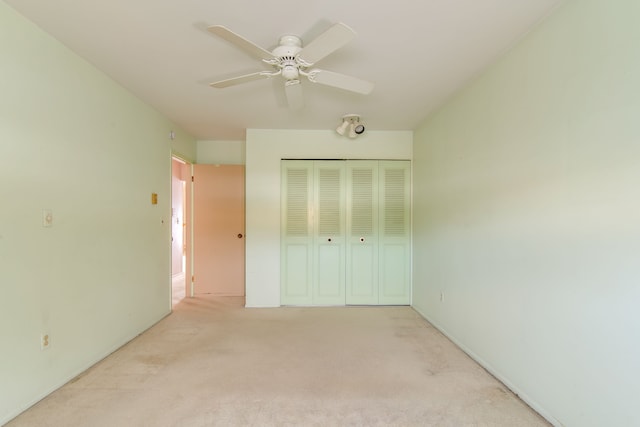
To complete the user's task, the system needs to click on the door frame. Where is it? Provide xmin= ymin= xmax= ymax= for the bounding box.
xmin=171 ymin=154 xmax=194 ymax=301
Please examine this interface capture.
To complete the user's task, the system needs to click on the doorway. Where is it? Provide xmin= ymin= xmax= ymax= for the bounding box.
xmin=171 ymin=156 xmax=192 ymax=307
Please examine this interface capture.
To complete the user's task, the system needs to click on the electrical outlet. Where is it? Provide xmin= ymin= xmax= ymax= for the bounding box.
xmin=41 ymin=333 xmax=50 ymax=350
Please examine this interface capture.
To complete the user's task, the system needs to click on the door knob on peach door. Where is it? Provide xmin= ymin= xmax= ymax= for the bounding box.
xmin=237 ymin=233 xmax=243 ymax=238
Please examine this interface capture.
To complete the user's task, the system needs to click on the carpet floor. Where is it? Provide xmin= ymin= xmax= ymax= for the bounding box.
xmin=6 ymin=296 xmax=550 ymax=426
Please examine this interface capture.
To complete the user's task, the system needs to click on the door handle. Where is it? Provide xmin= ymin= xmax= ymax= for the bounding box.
xmin=237 ymin=233 xmax=243 ymax=239
xmin=327 ymin=238 xmax=332 ymax=242
xmin=359 ymin=237 xmax=365 ymax=242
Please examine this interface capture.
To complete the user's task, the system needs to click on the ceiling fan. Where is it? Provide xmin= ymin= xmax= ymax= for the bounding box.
xmin=207 ymin=23 xmax=374 ymax=109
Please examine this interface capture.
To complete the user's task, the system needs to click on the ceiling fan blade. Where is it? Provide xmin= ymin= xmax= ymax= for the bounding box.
xmin=284 ymin=80 xmax=304 ymax=110
xmin=208 ymin=25 xmax=274 ymax=61
xmin=297 ymin=23 xmax=356 ymax=65
xmin=306 ymin=69 xmax=374 ymax=95
xmin=210 ymin=71 xmax=271 ymax=88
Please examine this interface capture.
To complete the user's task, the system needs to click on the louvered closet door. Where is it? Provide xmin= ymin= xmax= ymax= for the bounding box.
xmin=313 ymin=161 xmax=346 ymax=305
xmin=346 ymin=161 xmax=379 ymax=305
xmin=379 ymin=161 xmax=411 ymax=305
xmin=281 ymin=161 xmax=314 ymax=305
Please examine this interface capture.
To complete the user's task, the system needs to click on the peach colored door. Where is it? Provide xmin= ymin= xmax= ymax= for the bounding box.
xmin=193 ymin=164 xmax=245 ymax=296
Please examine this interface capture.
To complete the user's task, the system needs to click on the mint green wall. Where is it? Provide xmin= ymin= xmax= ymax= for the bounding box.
xmin=412 ymin=0 xmax=640 ymax=426
xmin=0 ymin=3 xmax=195 ymax=423
xmin=197 ymin=140 xmax=245 ymax=165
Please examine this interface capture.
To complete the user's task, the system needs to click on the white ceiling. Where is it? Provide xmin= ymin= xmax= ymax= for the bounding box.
xmin=5 ymin=0 xmax=563 ymax=140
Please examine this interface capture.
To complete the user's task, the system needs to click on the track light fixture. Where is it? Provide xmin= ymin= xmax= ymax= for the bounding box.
xmin=336 ymin=114 xmax=365 ymax=138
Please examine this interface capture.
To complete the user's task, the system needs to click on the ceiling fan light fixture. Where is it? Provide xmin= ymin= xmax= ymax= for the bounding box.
xmin=282 ymin=64 xmax=299 ymax=80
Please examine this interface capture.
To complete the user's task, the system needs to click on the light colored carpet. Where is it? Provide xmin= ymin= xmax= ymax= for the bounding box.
xmin=7 ymin=297 xmax=550 ymax=426
xmin=172 ymin=273 xmax=186 ymax=306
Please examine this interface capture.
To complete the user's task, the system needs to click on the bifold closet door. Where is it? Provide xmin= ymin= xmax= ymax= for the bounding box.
xmin=280 ymin=161 xmax=314 ymax=305
xmin=313 ymin=161 xmax=346 ymax=305
xmin=378 ymin=161 xmax=411 ymax=305
xmin=346 ymin=160 xmax=410 ymax=305
xmin=280 ymin=160 xmax=346 ymax=305
xmin=346 ymin=161 xmax=379 ymax=305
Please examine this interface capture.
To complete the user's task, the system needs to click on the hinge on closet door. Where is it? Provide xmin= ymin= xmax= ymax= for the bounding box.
xmin=191 ymin=176 xmax=194 ymax=182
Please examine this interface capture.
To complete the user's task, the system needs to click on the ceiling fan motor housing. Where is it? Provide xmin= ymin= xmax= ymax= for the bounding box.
xmin=272 ymin=35 xmax=302 ymax=57
xmin=272 ymin=35 xmax=304 ymax=80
